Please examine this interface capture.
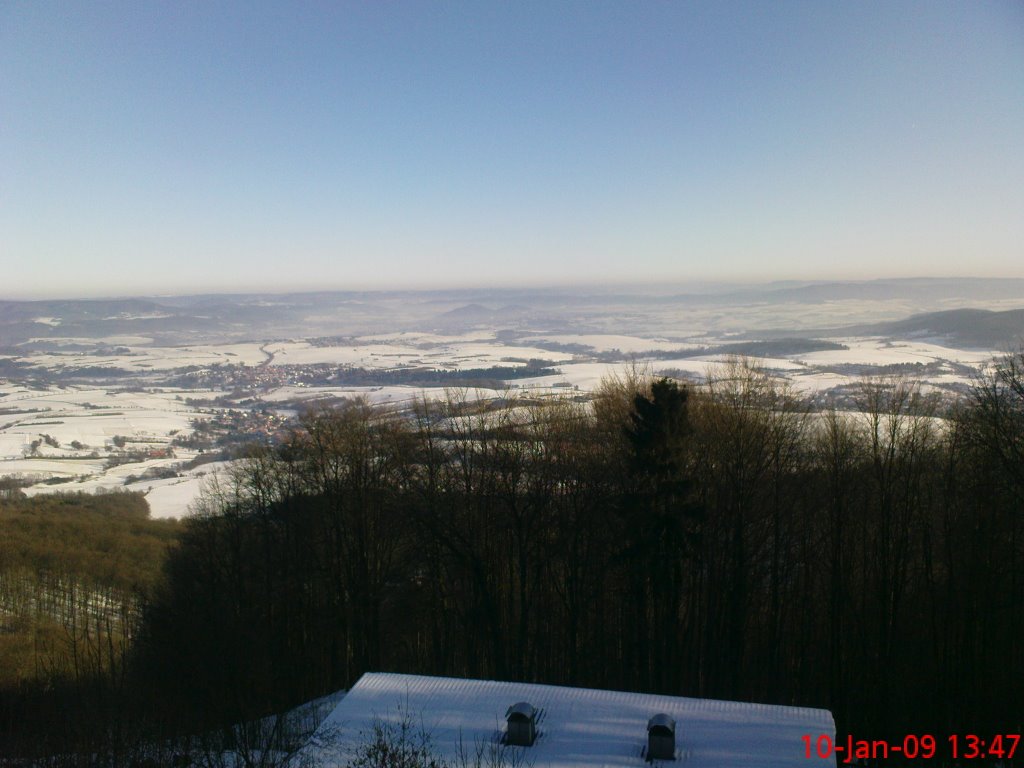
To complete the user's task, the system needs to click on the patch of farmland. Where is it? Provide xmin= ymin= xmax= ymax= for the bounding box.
xmin=510 ymin=362 xmax=672 ymax=392
xmin=423 ymin=342 xmax=569 ymax=369
xmin=0 ymin=388 xmax=193 ymax=451
xmin=142 ymin=476 xmax=212 ymax=518
xmin=356 ymin=331 xmax=498 ymax=344
xmin=3 ymin=457 xmax=108 ymax=478
xmin=786 ymin=371 xmax=860 ymax=393
xmin=259 ymin=338 xmax=568 ymax=369
xmin=18 ymin=343 xmax=269 ymax=371
xmin=683 ymin=354 xmax=806 ymax=371
xmin=796 ymin=338 xmax=997 ymax=367
xmin=261 ymin=384 xmax=486 ymax=409
xmin=0 ymin=385 xmax=207 ymax=498
xmin=265 ymin=341 xmax=408 ymax=367
xmin=0 ymin=434 xmax=31 ymax=458
xmin=127 ymin=461 xmax=234 ymax=519
xmin=21 ymin=459 xmax=233 ymax=520
xmin=20 ymin=334 xmax=155 ymax=347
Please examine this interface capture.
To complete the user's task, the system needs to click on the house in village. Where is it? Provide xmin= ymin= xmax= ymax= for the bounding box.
xmin=295 ymin=672 xmax=836 ymax=767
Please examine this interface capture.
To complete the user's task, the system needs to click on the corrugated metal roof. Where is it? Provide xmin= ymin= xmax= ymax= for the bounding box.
xmin=296 ymin=672 xmax=836 ymax=767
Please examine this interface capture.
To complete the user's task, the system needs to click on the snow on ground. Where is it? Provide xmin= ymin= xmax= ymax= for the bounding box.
xmin=785 ymin=371 xmax=858 ymax=393
xmin=123 ymin=343 xmax=269 ymax=368
xmin=0 ymin=387 xmax=194 ymax=456
xmin=11 ymin=335 xmax=996 ymax=377
xmin=266 ymin=341 xmax=414 ymax=367
xmin=19 ymin=343 xmax=269 ymax=371
xmin=21 ymin=334 xmax=155 ymax=346
xmin=426 ymin=342 xmax=572 ymax=369
xmin=22 ymin=460 xmax=234 ymax=519
xmin=0 ymin=434 xmax=29 ymax=458
xmin=141 ymin=477 xmax=210 ymax=519
xmin=265 ymin=336 xmax=573 ymax=369
xmin=0 ymin=410 xmax=188 ymax=453
xmin=2 ymin=331 xmax=1004 ymax=517
xmin=681 ymin=354 xmax=806 ymax=370
xmin=5 ymin=457 xmax=108 ymax=478
xmin=513 ymin=353 xmax=981 ymax=397
xmin=511 ymin=363 xmax=628 ymax=391
xmin=796 ymin=338 xmax=996 ymax=367
xmin=357 ymin=331 xmax=498 ymax=344
xmin=130 ymin=462 xmax=234 ymax=519
xmin=261 ymin=385 xmax=495 ymax=409
xmin=0 ymin=385 xmax=216 ymax=515
xmin=103 ymin=312 xmax=174 ymax=321
xmin=512 ymin=360 xmax=745 ymax=391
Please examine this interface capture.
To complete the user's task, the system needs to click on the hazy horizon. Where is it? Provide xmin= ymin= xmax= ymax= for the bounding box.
xmin=6 ymin=274 xmax=1024 ymax=304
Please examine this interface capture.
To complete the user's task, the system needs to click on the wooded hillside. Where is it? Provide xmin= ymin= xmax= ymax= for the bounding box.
xmin=3 ymin=356 xmax=1022 ymax=764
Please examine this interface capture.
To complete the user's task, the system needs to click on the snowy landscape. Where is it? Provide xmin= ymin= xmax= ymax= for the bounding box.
xmin=3 ymin=278 xmax=1022 ymax=519
xmin=5 ymin=1 xmax=1023 ymax=761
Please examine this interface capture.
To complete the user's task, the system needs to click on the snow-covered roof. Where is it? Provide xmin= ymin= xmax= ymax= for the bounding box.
xmin=297 ymin=672 xmax=836 ymax=767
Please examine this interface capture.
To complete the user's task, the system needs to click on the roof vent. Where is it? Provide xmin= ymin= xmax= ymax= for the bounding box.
xmin=647 ymin=714 xmax=676 ymax=761
xmin=505 ymin=702 xmax=537 ymax=746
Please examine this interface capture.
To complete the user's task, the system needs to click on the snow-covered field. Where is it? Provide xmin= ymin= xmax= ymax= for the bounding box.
xmin=0 ymin=387 xmax=194 ymax=454
xmin=21 ymin=342 xmax=270 ymax=371
xmin=0 ymin=326 xmax=1007 ymax=519
xmin=794 ymin=338 xmax=994 ymax=367
xmin=264 ymin=338 xmax=571 ymax=369
xmin=260 ymin=384 xmax=441 ymax=407
xmin=0 ymin=384 xmax=221 ymax=517
xmin=21 ymin=460 xmax=232 ymax=519
xmin=14 ymin=336 xmax=578 ymax=373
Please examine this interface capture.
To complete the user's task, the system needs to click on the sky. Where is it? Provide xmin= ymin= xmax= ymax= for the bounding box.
xmin=2 ymin=1 xmax=1023 ymax=299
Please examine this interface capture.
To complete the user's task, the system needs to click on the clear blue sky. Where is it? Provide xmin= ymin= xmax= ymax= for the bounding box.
xmin=2 ymin=1 xmax=1022 ymax=298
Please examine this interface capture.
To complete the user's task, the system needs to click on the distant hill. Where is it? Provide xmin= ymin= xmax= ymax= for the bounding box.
xmin=751 ymin=307 xmax=1024 ymax=349
xmin=432 ymin=303 xmax=534 ymax=330
xmin=0 ymin=298 xmax=180 ymax=346
xmin=747 ymin=277 xmax=1024 ymax=305
xmin=600 ymin=277 xmax=1024 ymax=308
xmin=3 ymin=280 xmax=1023 ymax=348
xmin=870 ymin=308 xmax=1024 ymax=348
xmin=437 ymin=303 xmax=494 ymax=320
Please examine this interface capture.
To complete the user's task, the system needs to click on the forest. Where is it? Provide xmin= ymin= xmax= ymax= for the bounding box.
xmin=1 ymin=354 xmax=1022 ymax=765
xmin=0 ymin=490 xmax=180 ymax=759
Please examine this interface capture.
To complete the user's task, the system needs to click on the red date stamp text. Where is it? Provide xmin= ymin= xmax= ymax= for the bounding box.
xmin=802 ymin=733 xmax=1020 ymax=762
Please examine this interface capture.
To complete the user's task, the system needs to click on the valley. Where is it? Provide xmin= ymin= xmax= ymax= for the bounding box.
xmin=2 ymin=279 xmax=1021 ymax=519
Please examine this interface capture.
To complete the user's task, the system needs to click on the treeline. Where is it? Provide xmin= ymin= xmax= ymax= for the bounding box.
xmin=3 ymin=356 xmax=1023 ymax=763
xmin=328 ymin=362 xmax=561 ymax=387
